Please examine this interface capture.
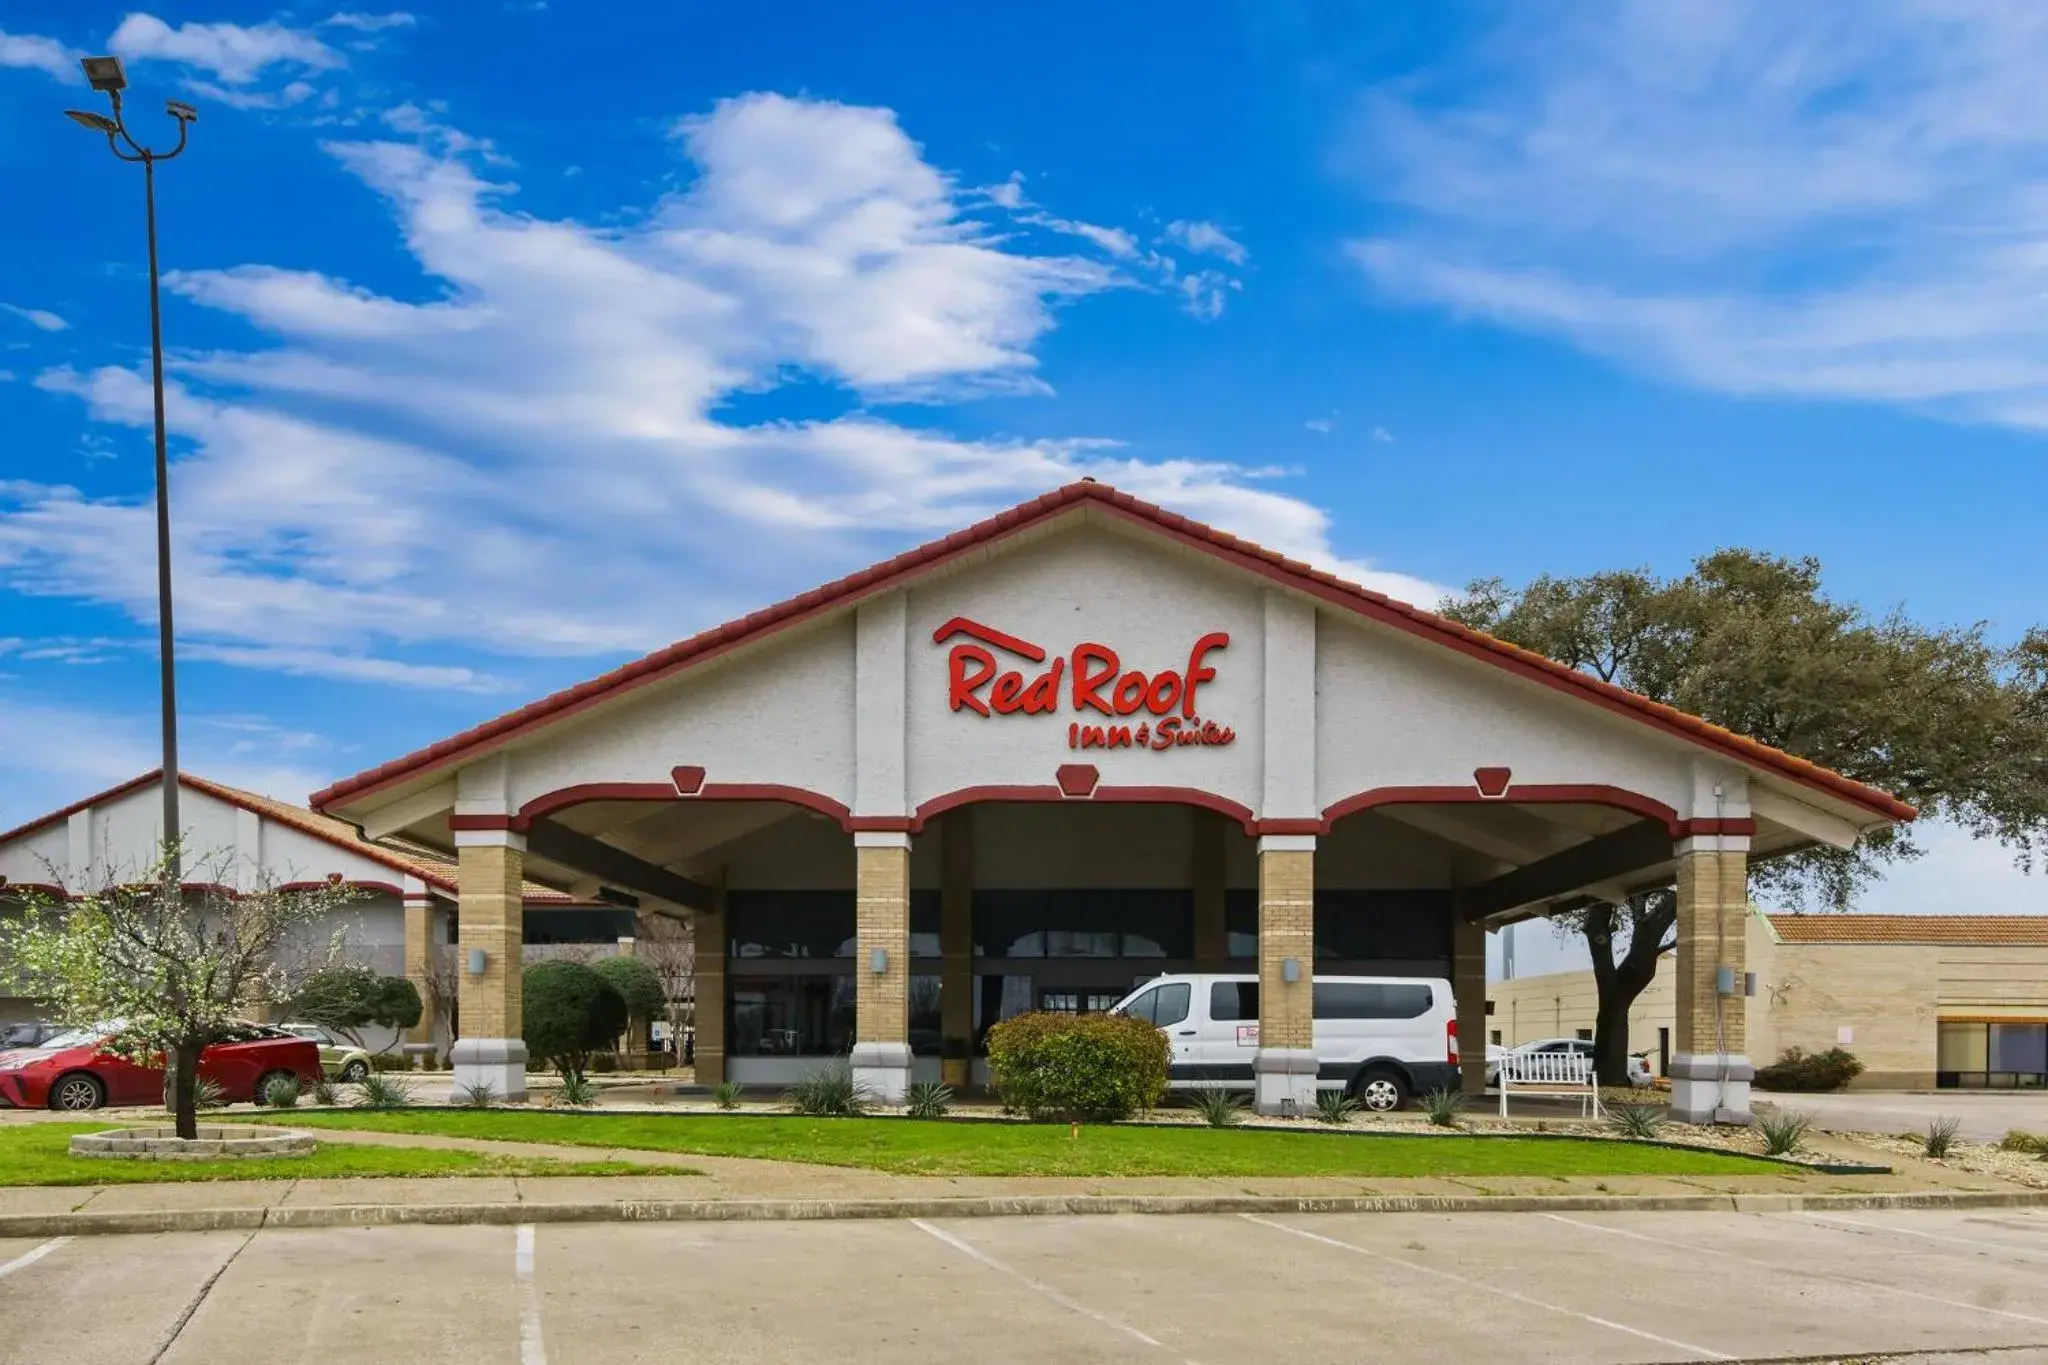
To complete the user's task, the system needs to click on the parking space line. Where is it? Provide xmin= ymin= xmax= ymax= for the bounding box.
xmin=1239 ymin=1214 xmax=1732 ymax=1361
xmin=1540 ymin=1213 xmax=2048 ymax=1329
xmin=516 ymin=1224 xmax=546 ymax=1365
xmin=1798 ymin=1212 xmax=2048 ymax=1261
xmin=0 ymin=1237 xmax=68 ymax=1281
xmin=911 ymin=1219 xmax=1204 ymax=1364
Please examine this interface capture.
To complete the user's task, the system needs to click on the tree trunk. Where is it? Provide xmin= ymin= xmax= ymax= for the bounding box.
xmin=1583 ymin=896 xmax=1672 ymax=1088
xmin=170 ymin=1041 xmax=201 ymax=1141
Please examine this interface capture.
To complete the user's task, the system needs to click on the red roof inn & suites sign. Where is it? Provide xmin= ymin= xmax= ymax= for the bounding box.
xmin=934 ymin=617 xmax=1236 ymax=752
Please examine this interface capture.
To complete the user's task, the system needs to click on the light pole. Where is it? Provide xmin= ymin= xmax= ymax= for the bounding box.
xmin=66 ymin=56 xmax=196 ymax=876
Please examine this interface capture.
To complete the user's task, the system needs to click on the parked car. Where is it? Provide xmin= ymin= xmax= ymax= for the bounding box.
xmin=0 ymin=1023 xmax=322 ymax=1111
xmin=1112 ymin=972 xmax=1459 ymax=1111
xmin=278 ymin=1022 xmax=374 ymax=1082
xmin=1487 ymin=1038 xmax=1653 ymax=1088
xmin=0 ymin=1022 xmax=64 ymax=1051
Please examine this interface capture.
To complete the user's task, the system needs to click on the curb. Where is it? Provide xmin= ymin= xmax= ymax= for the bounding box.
xmin=5 ymin=1187 xmax=2044 ymax=1239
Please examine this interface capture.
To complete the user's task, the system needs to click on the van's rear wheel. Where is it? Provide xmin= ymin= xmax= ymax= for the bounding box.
xmin=1354 ymin=1068 xmax=1407 ymax=1112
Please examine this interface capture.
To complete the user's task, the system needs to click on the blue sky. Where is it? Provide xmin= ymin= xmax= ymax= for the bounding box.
xmin=2 ymin=3 xmax=2042 ymax=966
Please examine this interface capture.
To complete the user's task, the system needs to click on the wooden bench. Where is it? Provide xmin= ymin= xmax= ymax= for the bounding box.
xmin=1497 ymin=1051 xmax=1603 ymax=1119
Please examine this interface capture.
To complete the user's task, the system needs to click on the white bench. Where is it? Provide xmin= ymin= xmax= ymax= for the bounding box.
xmin=1497 ymin=1051 xmax=1603 ymax=1119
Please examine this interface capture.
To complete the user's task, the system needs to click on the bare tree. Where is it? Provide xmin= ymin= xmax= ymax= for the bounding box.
xmin=638 ymin=928 xmax=696 ymax=1066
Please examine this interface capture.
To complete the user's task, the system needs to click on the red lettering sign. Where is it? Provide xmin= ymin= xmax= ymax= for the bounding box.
xmin=932 ymin=617 xmax=1236 ymax=752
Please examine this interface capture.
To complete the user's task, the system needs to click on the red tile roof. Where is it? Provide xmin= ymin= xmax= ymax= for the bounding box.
xmin=1768 ymin=914 xmax=2048 ymax=947
xmin=309 ymin=479 xmax=1917 ymax=823
xmin=0 ymin=770 xmax=580 ymax=904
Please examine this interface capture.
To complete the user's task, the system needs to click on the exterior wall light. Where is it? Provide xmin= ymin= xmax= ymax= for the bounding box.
xmin=467 ymin=948 xmax=487 ymax=976
xmin=1282 ymin=957 xmax=1301 ymax=984
xmin=870 ymin=948 xmax=889 ymax=974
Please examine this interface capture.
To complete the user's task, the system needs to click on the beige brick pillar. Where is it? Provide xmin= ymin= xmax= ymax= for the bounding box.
xmin=1670 ymin=835 xmax=1752 ymax=1123
xmin=1254 ymin=836 xmax=1317 ymax=1116
xmin=940 ymin=812 xmax=974 ymax=1089
xmin=1192 ymin=809 xmax=1227 ymax=970
xmin=853 ymin=833 xmax=914 ymax=1102
xmin=449 ymin=830 xmax=527 ymax=1100
xmin=693 ymin=888 xmax=726 ymax=1086
xmin=402 ymin=893 xmax=435 ymax=1049
xmin=1453 ymin=914 xmax=1487 ymax=1095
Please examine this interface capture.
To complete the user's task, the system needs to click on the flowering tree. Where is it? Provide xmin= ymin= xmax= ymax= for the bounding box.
xmin=1 ymin=848 xmax=361 ymax=1138
xmin=638 ymin=928 xmax=695 ymax=1064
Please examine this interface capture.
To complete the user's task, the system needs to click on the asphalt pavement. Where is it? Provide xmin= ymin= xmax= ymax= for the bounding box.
xmin=4 ymin=1206 xmax=2048 ymax=1364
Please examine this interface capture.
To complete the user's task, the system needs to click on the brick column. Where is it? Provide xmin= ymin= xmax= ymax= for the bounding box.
xmin=1453 ymin=914 xmax=1487 ymax=1095
xmin=940 ymin=812 xmax=974 ymax=1089
xmin=1670 ymin=835 xmax=1753 ymax=1123
xmin=692 ymin=888 xmax=726 ymax=1086
xmin=1192 ymin=809 xmax=1227 ymax=970
xmin=1253 ymin=836 xmax=1317 ymax=1116
xmin=402 ymin=893 xmax=435 ymax=1050
xmin=852 ymin=833 xmax=913 ymax=1102
xmin=450 ymin=830 xmax=528 ymax=1100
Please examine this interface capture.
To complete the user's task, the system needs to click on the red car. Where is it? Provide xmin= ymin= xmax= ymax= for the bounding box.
xmin=0 ymin=1023 xmax=322 ymax=1112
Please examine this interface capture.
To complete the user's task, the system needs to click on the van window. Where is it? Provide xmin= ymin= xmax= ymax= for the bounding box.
xmin=1312 ymin=982 xmax=1434 ymax=1020
xmin=1210 ymin=981 xmax=1259 ymax=1021
xmin=1124 ymin=982 xmax=1190 ymax=1028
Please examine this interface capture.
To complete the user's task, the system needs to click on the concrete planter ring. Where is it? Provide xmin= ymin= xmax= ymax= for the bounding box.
xmin=69 ymin=1126 xmax=316 ymax=1161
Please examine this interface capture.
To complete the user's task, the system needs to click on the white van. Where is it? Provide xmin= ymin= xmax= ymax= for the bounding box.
xmin=1111 ymin=973 xmax=1459 ymax=1111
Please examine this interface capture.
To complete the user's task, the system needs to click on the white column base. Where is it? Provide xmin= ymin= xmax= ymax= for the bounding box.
xmin=850 ymin=1041 xmax=913 ymax=1104
xmin=450 ymin=1037 xmax=529 ymax=1103
xmin=1668 ymin=1053 xmax=1753 ymax=1124
xmin=1253 ymin=1048 xmax=1319 ymax=1117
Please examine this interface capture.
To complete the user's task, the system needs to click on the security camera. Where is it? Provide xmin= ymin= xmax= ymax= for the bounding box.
xmin=166 ymin=100 xmax=199 ymax=123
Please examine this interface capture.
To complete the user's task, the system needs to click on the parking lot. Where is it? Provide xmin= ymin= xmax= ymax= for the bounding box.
xmin=2 ymin=1206 xmax=2046 ymax=1364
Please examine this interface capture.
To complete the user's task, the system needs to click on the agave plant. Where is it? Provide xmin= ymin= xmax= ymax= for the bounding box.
xmin=785 ymin=1061 xmax=871 ymax=1116
xmin=904 ymin=1080 xmax=953 ymax=1120
xmin=1193 ymin=1088 xmax=1246 ymax=1128
xmin=353 ymin=1072 xmax=415 ymax=1110
xmin=1605 ymin=1102 xmax=1665 ymax=1140
xmin=1755 ymin=1109 xmax=1812 ymax=1157
xmin=1421 ymin=1085 xmax=1464 ymax=1128
xmin=1313 ymin=1089 xmax=1361 ymax=1126
xmin=711 ymin=1080 xmax=744 ymax=1111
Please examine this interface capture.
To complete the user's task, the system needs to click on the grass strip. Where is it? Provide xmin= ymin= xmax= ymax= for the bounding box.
xmin=0 ymin=1123 xmax=677 ymax=1186
xmin=261 ymin=1110 xmax=1784 ymax=1178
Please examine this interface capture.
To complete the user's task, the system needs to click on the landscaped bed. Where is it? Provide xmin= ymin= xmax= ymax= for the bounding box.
xmin=0 ymin=1123 xmax=673 ymax=1186
xmin=258 ymin=1110 xmax=1790 ymax=1178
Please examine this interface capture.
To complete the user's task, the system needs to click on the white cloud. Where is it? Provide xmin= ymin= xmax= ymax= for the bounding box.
xmin=2 ymin=92 xmax=1441 ymax=690
xmin=1304 ymin=418 xmax=1333 ymax=433
xmin=0 ymin=694 xmax=331 ymax=828
xmin=1164 ymin=219 xmax=1248 ymax=266
xmin=1371 ymin=426 xmax=1394 ymax=444
xmin=2 ymin=305 xmax=66 ymax=333
xmin=0 ymin=27 xmax=80 ymax=81
xmin=109 ymin=13 xmax=342 ymax=86
xmin=1346 ymin=3 xmax=2048 ymax=432
xmin=321 ymin=12 xmax=417 ymax=32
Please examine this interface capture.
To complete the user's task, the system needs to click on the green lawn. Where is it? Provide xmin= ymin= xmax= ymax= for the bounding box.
xmin=0 ymin=1123 xmax=673 ymax=1186
xmin=260 ymin=1111 xmax=1782 ymax=1179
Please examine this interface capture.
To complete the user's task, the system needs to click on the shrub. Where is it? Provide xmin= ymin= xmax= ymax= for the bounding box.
xmin=556 ymin=1072 xmax=599 ymax=1107
xmin=259 ymin=1074 xmax=301 ymax=1109
xmin=786 ymin=1061 xmax=870 ymax=1116
xmin=1998 ymin=1129 xmax=2046 ymax=1154
xmin=522 ymin=960 xmax=628 ymax=1081
xmin=1755 ymin=1109 xmax=1812 ymax=1156
xmin=311 ymin=1076 xmax=339 ymax=1106
xmin=457 ymin=1081 xmax=495 ymax=1109
xmin=1753 ymin=1047 xmax=1864 ymax=1093
xmin=163 ymin=1074 xmax=224 ymax=1112
xmin=289 ymin=966 xmax=422 ymax=1049
xmin=905 ymin=1080 xmax=952 ymax=1120
xmin=1313 ymin=1089 xmax=1361 ymax=1126
xmin=711 ymin=1080 xmax=743 ymax=1111
xmin=588 ymin=1052 xmax=619 ymax=1074
xmin=354 ymin=1072 xmax=414 ymax=1109
xmin=1605 ymin=1102 xmax=1665 ymax=1140
xmin=1422 ymin=1085 xmax=1464 ymax=1128
xmin=985 ymin=1011 xmax=1169 ymax=1123
xmin=369 ymin=1052 xmax=413 ymax=1073
xmin=591 ymin=955 xmax=666 ymax=1024
xmin=1192 ymin=1089 xmax=1246 ymax=1127
xmin=1923 ymin=1116 xmax=1964 ymax=1159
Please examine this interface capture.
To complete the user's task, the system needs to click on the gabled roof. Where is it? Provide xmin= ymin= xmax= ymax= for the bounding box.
xmin=0 ymin=770 xmax=581 ymax=903
xmin=311 ymin=479 xmax=1917 ymax=822
xmin=1768 ymin=914 xmax=2048 ymax=947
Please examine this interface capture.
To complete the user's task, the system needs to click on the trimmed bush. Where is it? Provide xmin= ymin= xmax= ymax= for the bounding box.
xmin=591 ymin=955 xmax=666 ymax=1023
xmin=986 ymin=1011 xmax=1169 ymax=1123
xmin=1753 ymin=1047 xmax=1864 ymax=1093
xmin=522 ymin=960 xmax=629 ymax=1081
